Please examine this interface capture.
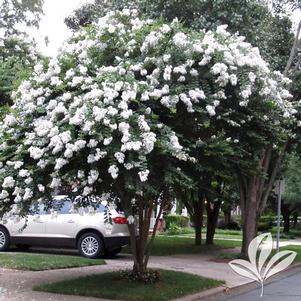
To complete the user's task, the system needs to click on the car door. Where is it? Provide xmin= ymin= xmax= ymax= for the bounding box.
xmin=45 ymin=198 xmax=79 ymax=239
xmin=11 ymin=206 xmax=46 ymax=237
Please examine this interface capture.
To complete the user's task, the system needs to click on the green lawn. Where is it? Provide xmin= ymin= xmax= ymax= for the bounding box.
xmin=35 ymin=270 xmax=224 ymax=301
xmin=124 ymin=236 xmax=241 ymax=256
xmin=217 ymin=245 xmax=301 ymax=263
xmin=270 ymin=227 xmax=301 ymax=239
xmin=282 ymin=245 xmax=301 ymax=263
xmin=0 ymin=253 xmax=105 ymax=271
xmin=163 ymin=228 xmax=243 ymax=240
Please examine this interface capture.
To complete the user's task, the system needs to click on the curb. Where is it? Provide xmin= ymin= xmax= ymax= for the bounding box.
xmin=172 ymin=286 xmax=227 ymax=301
xmin=201 ymin=261 xmax=301 ymax=300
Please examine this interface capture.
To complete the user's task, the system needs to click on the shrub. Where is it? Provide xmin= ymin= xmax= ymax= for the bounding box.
xmin=166 ymin=224 xmax=194 ymax=235
xmin=217 ymin=220 xmax=241 ymax=230
xmin=258 ymin=215 xmax=275 ymax=231
xmin=257 ymin=222 xmax=272 ymax=232
xmin=165 ymin=214 xmax=190 ymax=229
xmin=120 ymin=269 xmax=160 ymax=284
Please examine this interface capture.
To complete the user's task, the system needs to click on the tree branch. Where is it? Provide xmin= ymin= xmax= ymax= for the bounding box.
xmin=143 ymin=201 xmax=164 ymax=269
xmin=284 ymin=19 xmax=301 ymax=76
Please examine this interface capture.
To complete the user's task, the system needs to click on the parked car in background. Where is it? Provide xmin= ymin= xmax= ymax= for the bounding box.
xmin=0 ymin=195 xmax=130 ymax=258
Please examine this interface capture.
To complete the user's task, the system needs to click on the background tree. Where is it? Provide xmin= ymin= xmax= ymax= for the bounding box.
xmin=0 ymin=0 xmax=44 ymax=35
xmin=0 ymin=0 xmax=43 ymax=113
xmin=0 ymin=34 xmax=38 ymax=107
xmin=280 ymin=153 xmax=301 ymax=233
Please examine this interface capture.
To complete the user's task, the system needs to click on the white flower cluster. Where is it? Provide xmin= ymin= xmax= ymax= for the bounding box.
xmin=0 ymin=9 xmax=295 ymax=216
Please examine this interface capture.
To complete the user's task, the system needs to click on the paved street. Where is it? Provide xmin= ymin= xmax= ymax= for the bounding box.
xmin=212 ymin=266 xmax=301 ymax=301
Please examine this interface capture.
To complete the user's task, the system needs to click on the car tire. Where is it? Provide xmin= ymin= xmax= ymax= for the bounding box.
xmin=105 ymin=247 xmax=122 ymax=257
xmin=78 ymin=232 xmax=103 ymax=259
xmin=16 ymin=244 xmax=30 ymax=251
xmin=0 ymin=227 xmax=10 ymax=251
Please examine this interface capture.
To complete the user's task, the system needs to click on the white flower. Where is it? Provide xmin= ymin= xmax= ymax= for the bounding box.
xmin=74 ymin=140 xmax=86 ymax=150
xmin=211 ymin=63 xmax=228 ymax=75
xmin=83 ymin=186 xmax=93 ymax=196
xmin=104 ymin=137 xmax=113 ymax=145
xmin=173 ymin=32 xmax=188 ymax=47
xmin=19 ymin=169 xmax=30 ymax=177
xmin=28 ymin=146 xmax=44 ymax=160
xmin=88 ymin=170 xmax=99 ymax=185
xmin=248 ymin=72 xmax=256 ymax=83
xmin=170 ymin=133 xmax=183 ymax=151
xmin=38 ymin=184 xmax=45 ymax=192
xmin=229 ymin=74 xmax=237 ymax=86
xmin=14 ymin=161 xmax=24 ymax=169
xmin=34 ymin=120 xmax=53 ymax=137
xmin=3 ymin=115 xmax=17 ymax=127
xmin=50 ymin=178 xmax=61 ymax=189
xmin=23 ymin=188 xmax=33 ymax=201
xmin=88 ymin=139 xmax=98 ymax=148
xmin=127 ymin=215 xmax=135 ymax=224
xmin=2 ymin=176 xmax=15 ymax=188
xmin=114 ymin=152 xmax=125 ymax=163
xmin=54 ymin=158 xmax=68 ymax=170
xmin=163 ymin=65 xmax=172 ymax=81
xmin=77 ymin=170 xmax=85 ymax=178
xmin=60 ymin=131 xmax=72 ymax=144
xmin=0 ymin=190 xmax=9 ymax=199
xmin=206 ymin=105 xmax=216 ymax=116
xmin=138 ymin=170 xmax=149 ymax=182
xmin=108 ymin=165 xmax=119 ymax=179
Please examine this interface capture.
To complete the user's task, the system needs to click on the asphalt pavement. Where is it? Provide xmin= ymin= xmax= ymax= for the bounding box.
xmin=212 ymin=266 xmax=301 ymax=301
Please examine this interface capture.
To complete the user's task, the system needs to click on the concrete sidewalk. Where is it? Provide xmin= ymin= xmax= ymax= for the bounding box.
xmin=0 ymin=250 xmax=249 ymax=301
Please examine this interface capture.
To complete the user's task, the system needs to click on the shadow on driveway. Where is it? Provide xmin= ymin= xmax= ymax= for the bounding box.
xmin=6 ymin=246 xmax=128 ymax=260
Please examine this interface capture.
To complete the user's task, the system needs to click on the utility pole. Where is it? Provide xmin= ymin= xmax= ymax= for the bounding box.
xmin=276 ymin=179 xmax=284 ymax=253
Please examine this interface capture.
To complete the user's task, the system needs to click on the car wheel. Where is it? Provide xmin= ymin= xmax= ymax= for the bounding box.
xmin=16 ymin=244 xmax=30 ymax=251
xmin=105 ymin=247 xmax=122 ymax=257
xmin=0 ymin=227 xmax=10 ymax=251
xmin=78 ymin=233 xmax=103 ymax=259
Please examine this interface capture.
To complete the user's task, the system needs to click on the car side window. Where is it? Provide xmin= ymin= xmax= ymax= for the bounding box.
xmin=59 ymin=201 xmax=72 ymax=214
xmin=82 ymin=203 xmax=106 ymax=213
xmin=96 ymin=204 xmax=106 ymax=213
xmin=39 ymin=204 xmax=46 ymax=215
xmin=44 ymin=198 xmax=72 ymax=214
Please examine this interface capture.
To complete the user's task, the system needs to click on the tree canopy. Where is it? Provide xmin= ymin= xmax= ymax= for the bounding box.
xmin=0 ymin=9 xmax=294 ymax=216
xmin=0 ymin=34 xmax=38 ymax=106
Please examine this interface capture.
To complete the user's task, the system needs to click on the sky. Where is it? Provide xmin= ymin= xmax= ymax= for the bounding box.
xmin=27 ymin=0 xmax=301 ymax=57
xmin=27 ymin=0 xmax=93 ymax=56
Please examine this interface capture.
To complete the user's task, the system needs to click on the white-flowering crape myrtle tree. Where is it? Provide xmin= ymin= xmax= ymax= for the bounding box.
xmin=0 ymin=10 xmax=295 ymax=276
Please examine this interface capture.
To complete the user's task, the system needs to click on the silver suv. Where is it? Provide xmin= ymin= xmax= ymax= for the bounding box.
xmin=0 ymin=195 xmax=130 ymax=258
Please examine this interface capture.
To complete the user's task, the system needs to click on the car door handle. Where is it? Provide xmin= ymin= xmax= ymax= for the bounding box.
xmin=35 ymin=220 xmax=44 ymax=223
xmin=67 ymin=220 xmax=75 ymax=223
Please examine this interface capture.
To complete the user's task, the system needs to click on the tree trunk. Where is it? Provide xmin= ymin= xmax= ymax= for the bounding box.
xmin=179 ymin=189 xmax=204 ymax=246
xmin=240 ymin=176 xmax=260 ymax=258
xmin=293 ymin=212 xmax=298 ymax=229
xmin=282 ymin=204 xmax=291 ymax=233
xmin=122 ymin=194 xmax=166 ymax=277
xmin=224 ymin=209 xmax=231 ymax=227
xmin=193 ymin=199 xmax=203 ymax=245
xmin=206 ymin=200 xmax=222 ymax=245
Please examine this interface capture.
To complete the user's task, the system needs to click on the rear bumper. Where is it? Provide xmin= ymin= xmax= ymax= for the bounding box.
xmin=104 ymin=236 xmax=130 ymax=251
